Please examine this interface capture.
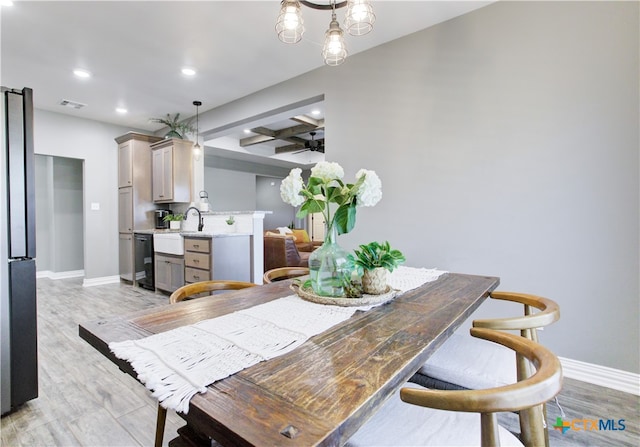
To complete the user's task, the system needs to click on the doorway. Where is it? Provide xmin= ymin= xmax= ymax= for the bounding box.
xmin=35 ymin=155 xmax=84 ymax=278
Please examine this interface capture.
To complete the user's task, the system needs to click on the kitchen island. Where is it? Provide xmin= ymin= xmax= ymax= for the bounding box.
xmin=138 ymin=211 xmax=269 ymax=292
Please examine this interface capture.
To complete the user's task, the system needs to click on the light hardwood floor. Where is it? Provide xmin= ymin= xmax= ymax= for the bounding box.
xmin=1 ymin=277 xmax=638 ymax=446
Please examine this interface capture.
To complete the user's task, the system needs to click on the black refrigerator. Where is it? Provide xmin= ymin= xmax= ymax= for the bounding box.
xmin=1 ymin=87 xmax=38 ymax=415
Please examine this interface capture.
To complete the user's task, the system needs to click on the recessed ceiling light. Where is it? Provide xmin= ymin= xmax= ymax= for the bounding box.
xmin=243 ymin=129 xmax=251 ymax=134
xmin=181 ymin=67 xmax=196 ymax=76
xmin=311 ymin=109 xmax=321 ymax=116
xmin=73 ymin=69 xmax=91 ymax=79
xmin=116 ymin=108 xmax=128 ymax=114
xmin=1 ymin=1 xmax=14 ymax=6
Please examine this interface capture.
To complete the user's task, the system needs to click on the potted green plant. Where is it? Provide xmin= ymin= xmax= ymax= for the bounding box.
xmin=163 ymin=213 xmax=184 ymax=230
xmin=149 ymin=113 xmax=195 ymax=140
xmin=349 ymin=241 xmax=406 ymax=295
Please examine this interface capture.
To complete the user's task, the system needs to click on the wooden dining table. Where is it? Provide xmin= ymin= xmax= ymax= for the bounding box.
xmin=79 ymin=272 xmax=499 ymax=447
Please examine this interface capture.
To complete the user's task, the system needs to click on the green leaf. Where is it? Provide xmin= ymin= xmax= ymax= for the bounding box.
xmin=334 ymin=203 xmax=357 ymax=235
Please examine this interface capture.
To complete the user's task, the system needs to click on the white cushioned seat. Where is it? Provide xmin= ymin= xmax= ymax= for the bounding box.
xmin=346 ymin=383 xmax=522 ymax=447
xmin=415 ymin=332 xmax=516 ymax=390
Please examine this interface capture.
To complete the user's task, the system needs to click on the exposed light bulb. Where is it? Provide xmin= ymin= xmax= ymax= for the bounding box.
xmin=345 ymin=0 xmax=375 ymax=36
xmin=283 ymin=6 xmax=300 ymax=30
xmin=193 ymin=143 xmax=202 ymax=161
xmin=276 ymin=0 xmax=304 ymax=44
xmin=322 ymin=12 xmax=347 ymax=66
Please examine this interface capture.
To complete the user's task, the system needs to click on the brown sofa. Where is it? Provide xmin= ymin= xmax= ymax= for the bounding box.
xmin=263 ymin=234 xmax=311 ymax=272
xmin=264 ymin=228 xmax=322 ymax=253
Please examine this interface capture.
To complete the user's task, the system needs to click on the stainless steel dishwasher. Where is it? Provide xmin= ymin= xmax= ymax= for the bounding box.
xmin=134 ymin=233 xmax=155 ymax=290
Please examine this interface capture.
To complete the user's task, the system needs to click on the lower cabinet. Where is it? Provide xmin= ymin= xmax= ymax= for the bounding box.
xmin=119 ymin=233 xmax=133 ymax=282
xmin=184 ymin=235 xmax=251 ymax=284
xmin=155 ymin=253 xmax=184 ymax=293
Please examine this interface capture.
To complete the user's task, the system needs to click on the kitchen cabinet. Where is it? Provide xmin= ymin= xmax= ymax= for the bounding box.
xmin=151 ymin=138 xmax=193 ymax=203
xmin=118 ymin=187 xmax=133 ymax=233
xmin=184 ymin=235 xmax=251 ymax=284
xmin=118 ymin=141 xmax=132 ymax=188
xmin=155 ymin=253 xmax=184 ymax=293
xmin=184 ymin=237 xmax=211 ymax=283
xmin=119 ymin=233 xmax=133 ymax=282
xmin=115 ymin=132 xmax=163 ymax=282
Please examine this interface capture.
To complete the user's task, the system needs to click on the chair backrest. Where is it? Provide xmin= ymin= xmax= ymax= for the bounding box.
xmin=169 ymin=280 xmax=256 ymax=304
xmin=472 ymin=291 xmax=560 ymax=446
xmin=263 ymin=267 xmax=309 ymax=284
xmin=400 ymin=327 xmax=563 ymax=447
xmin=473 ymin=291 xmax=561 ymax=342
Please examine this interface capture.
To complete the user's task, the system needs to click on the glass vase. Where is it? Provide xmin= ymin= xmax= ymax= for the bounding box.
xmin=308 ymin=224 xmax=349 ymax=297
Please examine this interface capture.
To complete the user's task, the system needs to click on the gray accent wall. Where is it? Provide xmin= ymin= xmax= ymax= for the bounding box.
xmin=194 ymin=2 xmax=639 ymax=372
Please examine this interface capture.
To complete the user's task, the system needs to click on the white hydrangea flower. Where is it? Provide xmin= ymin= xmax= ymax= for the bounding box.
xmin=311 ymin=161 xmax=344 ymax=182
xmin=280 ymin=168 xmax=305 ymax=207
xmin=355 ymin=169 xmax=382 ymax=207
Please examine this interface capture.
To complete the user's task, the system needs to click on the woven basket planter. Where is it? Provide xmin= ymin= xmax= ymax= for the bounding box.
xmin=362 ymin=268 xmax=389 ymax=295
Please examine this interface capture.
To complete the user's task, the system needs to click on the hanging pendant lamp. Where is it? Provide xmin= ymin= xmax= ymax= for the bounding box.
xmin=344 ymin=0 xmax=375 ymax=36
xmin=192 ymin=100 xmax=202 ymax=161
xmin=276 ymin=0 xmax=305 ymax=44
xmin=322 ymin=10 xmax=347 ymax=66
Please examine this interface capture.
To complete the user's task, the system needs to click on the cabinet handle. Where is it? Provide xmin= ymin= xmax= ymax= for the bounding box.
xmin=193 ymin=244 xmax=199 ymax=248
xmin=193 ymin=275 xmax=200 ymax=280
xmin=193 ymin=259 xmax=199 ymax=263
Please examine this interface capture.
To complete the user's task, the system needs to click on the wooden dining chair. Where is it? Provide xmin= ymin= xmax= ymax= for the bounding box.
xmin=411 ymin=291 xmax=560 ymax=446
xmin=169 ymin=280 xmax=257 ymax=304
xmin=263 ymin=267 xmax=309 ymax=284
xmin=347 ymin=328 xmax=563 ymax=447
xmin=156 ymin=280 xmax=257 ymax=447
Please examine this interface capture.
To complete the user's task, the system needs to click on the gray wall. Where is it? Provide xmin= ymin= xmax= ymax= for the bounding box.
xmin=195 ymin=1 xmax=639 ymax=373
xmin=256 ymin=176 xmax=295 ymax=230
xmin=34 ymin=155 xmax=53 ymax=272
xmin=203 ymin=166 xmax=256 ymax=211
xmin=33 ymin=109 xmax=144 ymax=280
xmin=35 ymin=155 xmax=84 ymax=273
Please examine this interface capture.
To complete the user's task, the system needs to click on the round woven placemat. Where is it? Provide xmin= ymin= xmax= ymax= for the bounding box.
xmin=290 ymin=283 xmax=399 ymax=307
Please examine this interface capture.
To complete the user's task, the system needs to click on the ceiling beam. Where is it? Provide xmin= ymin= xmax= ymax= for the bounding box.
xmin=240 ymin=119 xmax=324 ymax=148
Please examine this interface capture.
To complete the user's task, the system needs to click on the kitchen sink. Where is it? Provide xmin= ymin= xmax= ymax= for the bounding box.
xmin=153 ymin=233 xmax=184 ymax=255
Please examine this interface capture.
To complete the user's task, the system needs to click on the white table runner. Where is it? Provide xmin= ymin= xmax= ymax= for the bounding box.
xmin=109 ymin=267 xmax=446 ymax=413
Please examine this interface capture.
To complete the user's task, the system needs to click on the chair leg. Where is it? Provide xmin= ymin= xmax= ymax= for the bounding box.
xmin=480 ymin=412 xmax=500 ymax=447
xmin=519 ymin=404 xmax=546 ymax=447
xmin=155 ymin=404 xmax=167 ymax=447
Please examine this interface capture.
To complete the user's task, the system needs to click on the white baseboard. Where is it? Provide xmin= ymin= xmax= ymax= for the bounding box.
xmin=559 ymin=356 xmax=639 ymax=396
xmin=37 ymin=270 xmax=85 ymax=280
xmin=82 ymin=275 xmax=120 ymax=287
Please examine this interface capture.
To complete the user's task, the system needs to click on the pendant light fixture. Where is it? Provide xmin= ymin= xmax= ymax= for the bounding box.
xmin=192 ymin=100 xmax=202 ymax=161
xmin=322 ymin=8 xmax=347 ymax=66
xmin=275 ymin=0 xmax=375 ymax=66
xmin=276 ymin=0 xmax=305 ymax=44
xmin=344 ymin=0 xmax=375 ymax=36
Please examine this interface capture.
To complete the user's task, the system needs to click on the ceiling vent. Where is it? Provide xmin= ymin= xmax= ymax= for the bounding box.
xmin=59 ymin=99 xmax=87 ymax=109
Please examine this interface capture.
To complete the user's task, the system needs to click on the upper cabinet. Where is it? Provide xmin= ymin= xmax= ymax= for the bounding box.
xmin=115 ymin=132 xmax=163 ymax=231
xmin=151 ymin=138 xmax=193 ymax=203
xmin=118 ymin=142 xmax=133 ymax=188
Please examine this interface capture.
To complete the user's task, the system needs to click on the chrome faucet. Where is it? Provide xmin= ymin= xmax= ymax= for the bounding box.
xmin=185 ymin=207 xmax=204 ymax=231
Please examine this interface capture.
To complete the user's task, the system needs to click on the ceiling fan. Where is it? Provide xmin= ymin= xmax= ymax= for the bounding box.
xmin=294 ymin=131 xmax=325 ymax=154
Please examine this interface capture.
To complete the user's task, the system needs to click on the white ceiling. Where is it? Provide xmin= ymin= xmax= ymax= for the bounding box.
xmin=1 ymin=0 xmax=492 ymax=167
